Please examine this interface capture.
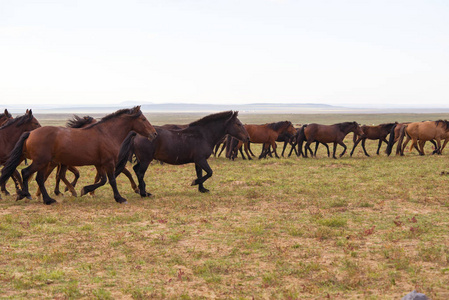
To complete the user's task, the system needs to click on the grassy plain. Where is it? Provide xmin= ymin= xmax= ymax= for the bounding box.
xmin=1 ymin=113 xmax=449 ymax=299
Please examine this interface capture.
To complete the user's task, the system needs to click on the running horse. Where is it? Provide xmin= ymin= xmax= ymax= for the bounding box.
xmin=243 ymin=121 xmax=297 ymax=159
xmin=0 ymin=106 xmax=157 ymax=205
xmin=350 ymin=122 xmax=397 ymax=157
xmin=298 ymin=122 xmax=364 ymax=159
xmin=397 ymin=120 xmax=449 ymax=156
xmin=51 ymin=115 xmax=139 ymax=196
xmin=115 ymin=111 xmax=249 ymax=196
xmin=0 ymin=110 xmax=41 ymax=197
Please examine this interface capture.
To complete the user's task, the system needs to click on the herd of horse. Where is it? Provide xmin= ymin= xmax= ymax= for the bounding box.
xmin=0 ymin=107 xmax=447 ymax=205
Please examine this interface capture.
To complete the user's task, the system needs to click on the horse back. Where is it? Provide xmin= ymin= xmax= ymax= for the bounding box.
xmin=304 ymin=124 xmax=341 ymax=143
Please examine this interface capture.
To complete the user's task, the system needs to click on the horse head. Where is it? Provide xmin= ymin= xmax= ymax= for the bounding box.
xmin=225 ymin=111 xmax=250 ymax=142
xmin=24 ymin=109 xmax=41 ymax=131
xmin=128 ymin=106 xmax=158 ymax=141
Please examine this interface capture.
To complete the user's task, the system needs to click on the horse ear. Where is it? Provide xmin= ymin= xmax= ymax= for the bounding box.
xmin=4 ymin=109 xmax=9 ymax=116
xmin=28 ymin=109 xmax=33 ymax=116
xmin=135 ymin=106 xmax=141 ymax=112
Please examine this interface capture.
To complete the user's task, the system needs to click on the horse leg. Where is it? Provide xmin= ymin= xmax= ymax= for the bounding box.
xmin=417 ymin=140 xmax=426 ymax=155
xmin=323 ymin=143 xmax=330 ymax=157
xmin=54 ymin=164 xmax=62 ymax=195
xmin=119 ymin=167 xmax=139 ymax=193
xmin=248 ymin=142 xmax=256 ymax=157
xmin=239 ymin=146 xmax=246 ymax=160
xmin=191 ymin=159 xmax=213 ymax=193
xmin=439 ymin=139 xmax=449 ymax=154
xmin=400 ymin=136 xmax=411 ymax=156
xmin=57 ymin=165 xmax=77 ymax=197
xmin=350 ymin=137 xmax=362 ymax=157
xmin=105 ymin=166 xmax=127 ymax=204
xmin=332 ymin=142 xmax=338 ymax=159
xmin=35 ymin=168 xmax=58 ymax=205
xmin=80 ymin=167 xmax=107 ymax=196
xmin=338 ymin=141 xmax=347 ymax=158
xmin=63 ymin=166 xmax=80 ymax=192
xmin=312 ymin=142 xmax=318 ymax=157
xmin=271 ymin=141 xmax=280 ymax=158
xmin=361 ymin=139 xmax=370 ymax=157
xmin=133 ymin=160 xmax=153 ymax=197
xmin=36 ymin=163 xmax=58 ymax=197
xmin=281 ymin=141 xmax=288 ymax=157
xmin=243 ymin=142 xmax=253 ymax=160
xmin=304 ymin=141 xmax=312 ymax=158
xmin=217 ymin=142 xmax=227 ymax=157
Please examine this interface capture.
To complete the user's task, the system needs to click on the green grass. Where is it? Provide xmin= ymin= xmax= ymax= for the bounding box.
xmin=1 ymin=113 xmax=449 ymax=299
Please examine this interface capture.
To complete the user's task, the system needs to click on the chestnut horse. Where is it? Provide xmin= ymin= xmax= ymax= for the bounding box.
xmin=385 ymin=122 xmax=438 ymax=156
xmin=115 ymin=111 xmax=249 ymax=196
xmin=52 ymin=115 xmax=139 ymax=196
xmin=298 ymin=122 xmax=364 ymax=159
xmin=0 ymin=110 xmax=41 ymax=197
xmin=397 ymin=120 xmax=449 ymax=156
xmin=350 ymin=122 xmax=397 ymax=157
xmin=0 ymin=106 xmax=157 ymax=205
xmin=243 ymin=121 xmax=297 ymax=159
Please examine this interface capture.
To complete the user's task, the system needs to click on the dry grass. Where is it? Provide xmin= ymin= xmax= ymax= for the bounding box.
xmin=1 ymin=113 xmax=449 ymax=299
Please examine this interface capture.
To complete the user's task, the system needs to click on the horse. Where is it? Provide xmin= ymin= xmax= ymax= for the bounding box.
xmin=259 ymin=129 xmax=298 ymax=159
xmin=386 ymin=122 xmax=438 ymax=156
xmin=287 ymin=125 xmax=330 ymax=158
xmin=0 ymin=109 xmax=12 ymax=125
xmin=115 ymin=111 xmax=249 ymax=196
xmin=0 ymin=110 xmax=41 ymax=197
xmin=397 ymin=120 xmax=449 ymax=156
xmin=298 ymin=122 xmax=364 ymax=159
xmin=51 ymin=115 xmax=139 ymax=196
xmin=0 ymin=106 xmax=157 ymax=205
xmin=242 ymin=121 xmax=297 ymax=159
xmin=350 ymin=122 xmax=397 ymax=157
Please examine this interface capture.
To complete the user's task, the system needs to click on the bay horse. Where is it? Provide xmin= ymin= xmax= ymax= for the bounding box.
xmin=350 ymin=122 xmax=397 ymax=157
xmin=288 ymin=125 xmax=330 ymax=158
xmin=243 ymin=121 xmax=297 ymax=159
xmin=0 ymin=109 xmax=12 ymax=125
xmin=0 ymin=110 xmax=41 ymax=197
xmin=397 ymin=120 xmax=449 ymax=156
xmin=115 ymin=111 xmax=249 ymax=196
xmin=0 ymin=106 xmax=157 ymax=205
xmin=298 ymin=122 xmax=364 ymax=159
xmin=51 ymin=115 xmax=139 ymax=196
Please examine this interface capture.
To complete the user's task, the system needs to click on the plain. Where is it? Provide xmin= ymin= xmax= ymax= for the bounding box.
xmin=0 ymin=112 xmax=449 ymax=299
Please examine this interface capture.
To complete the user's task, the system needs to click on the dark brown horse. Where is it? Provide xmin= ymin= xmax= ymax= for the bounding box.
xmin=298 ymin=122 xmax=364 ymax=158
xmin=243 ymin=121 xmax=297 ymax=159
xmin=0 ymin=106 xmax=157 ymax=205
xmin=0 ymin=110 xmax=41 ymax=197
xmin=51 ymin=115 xmax=139 ymax=196
xmin=350 ymin=122 xmax=397 ymax=157
xmin=115 ymin=111 xmax=249 ymax=196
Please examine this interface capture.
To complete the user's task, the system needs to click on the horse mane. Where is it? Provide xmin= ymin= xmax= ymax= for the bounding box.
xmin=435 ymin=120 xmax=449 ymax=131
xmin=84 ymin=106 xmax=142 ymax=128
xmin=337 ymin=121 xmax=356 ymax=131
xmin=0 ymin=113 xmax=32 ymax=129
xmin=66 ymin=115 xmax=95 ymax=128
xmin=267 ymin=121 xmax=292 ymax=131
xmin=188 ymin=111 xmax=234 ymax=127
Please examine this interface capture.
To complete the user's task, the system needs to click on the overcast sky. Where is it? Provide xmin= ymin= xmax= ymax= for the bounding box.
xmin=1 ymin=0 xmax=448 ymax=108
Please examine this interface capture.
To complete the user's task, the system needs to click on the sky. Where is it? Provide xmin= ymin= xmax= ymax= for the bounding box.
xmin=1 ymin=0 xmax=448 ymax=109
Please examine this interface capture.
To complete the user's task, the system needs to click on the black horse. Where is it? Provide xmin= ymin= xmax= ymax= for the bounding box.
xmin=116 ymin=111 xmax=249 ymax=196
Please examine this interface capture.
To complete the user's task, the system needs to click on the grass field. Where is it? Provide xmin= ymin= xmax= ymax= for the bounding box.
xmin=1 ymin=113 xmax=449 ymax=299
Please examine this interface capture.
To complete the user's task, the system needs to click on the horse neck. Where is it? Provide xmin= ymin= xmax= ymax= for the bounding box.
xmin=93 ymin=117 xmax=135 ymax=144
xmin=275 ymin=123 xmax=290 ymax=134
xmin=0 ymin=124 xmax=32 ymax=153
xmin=341 ymin=123 xmax=356 ymax=135
xmin=195 ymin=121 xmax=228 ymax=146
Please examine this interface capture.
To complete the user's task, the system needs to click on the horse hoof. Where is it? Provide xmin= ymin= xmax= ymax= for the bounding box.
xmin=80 ymin=188 xmax=86 ymax=196
xmin=54 ymin=191 xmax=61 ymax=196
xmin=199 ymin=188 xmax=210 ymax=193
xmin=45 ymin=199 xmax=57 ymax=205
xmin=116 ymin=197 xmax=127 ymax=204
xmin=191 ymin=180 xmax=197 ymax=186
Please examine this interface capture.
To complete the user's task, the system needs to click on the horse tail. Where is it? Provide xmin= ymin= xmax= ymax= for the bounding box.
xmin=115 ymin=131 xmax=136 ymax=177
xmin=0 ymin=132 xmax=29 ymax=185
xmin=385 ymin=123 xmax=397 ymax=156
xmin=396 ymin=124 xmax=408 ymax=155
